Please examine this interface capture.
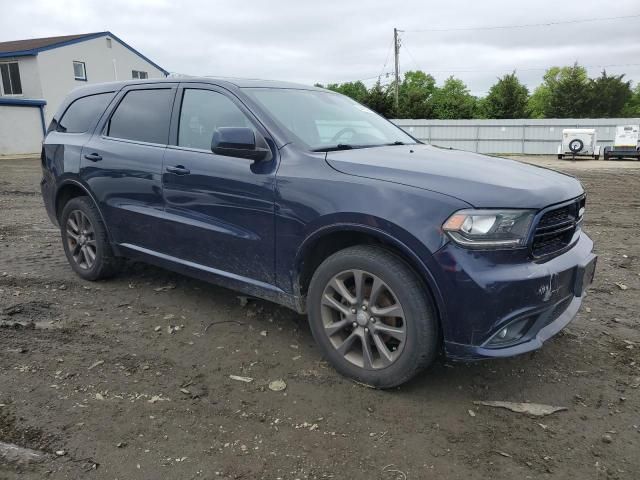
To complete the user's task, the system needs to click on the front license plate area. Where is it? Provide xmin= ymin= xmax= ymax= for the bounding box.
xmin=574 ymin=256 xmax=597 ymax=297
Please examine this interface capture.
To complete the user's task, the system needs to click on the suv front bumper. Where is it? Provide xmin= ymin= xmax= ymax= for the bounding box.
xmin=430 ymin=232 xmax=596 ymax=361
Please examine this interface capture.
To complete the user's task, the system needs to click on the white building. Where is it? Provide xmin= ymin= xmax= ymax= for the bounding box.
xmin=0 ymin=32 xmax=167 ymax=155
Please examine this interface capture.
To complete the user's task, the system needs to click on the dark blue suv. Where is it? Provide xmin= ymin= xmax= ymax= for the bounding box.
xmin=41 ymin=78 xmax=597 ymax=388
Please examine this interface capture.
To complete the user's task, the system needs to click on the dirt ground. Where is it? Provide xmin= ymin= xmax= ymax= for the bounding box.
xmin=0 ymin=155 xmax=639 ymax=480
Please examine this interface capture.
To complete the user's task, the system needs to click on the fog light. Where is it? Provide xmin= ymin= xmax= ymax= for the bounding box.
xmin=487 ymin=317 xmax=534 ymax=347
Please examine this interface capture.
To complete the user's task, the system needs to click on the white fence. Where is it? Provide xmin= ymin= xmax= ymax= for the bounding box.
xmin=392 ymin=118 xmax=640 ymax=154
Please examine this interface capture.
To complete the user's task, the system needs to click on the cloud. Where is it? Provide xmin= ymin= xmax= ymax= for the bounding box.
xmin=2 ymin=0 xmax=639 ymax=94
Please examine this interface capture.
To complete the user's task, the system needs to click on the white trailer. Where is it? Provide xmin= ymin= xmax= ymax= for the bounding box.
xmin=557 ymin=128 xmax=600 ymax=160
xmin=603 ymin=125 xmax=640 ymax=160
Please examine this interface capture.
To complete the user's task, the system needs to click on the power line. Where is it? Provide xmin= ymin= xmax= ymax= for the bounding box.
xmin=401 ymin=42 xmax=423 ymax=72
xmin=323 ymin=15 xmax=640 ymax=86
xmin=402 ymin=13 xmax=640 ymax=32
xmin=378 ymin=37 xmax=395 ymax=80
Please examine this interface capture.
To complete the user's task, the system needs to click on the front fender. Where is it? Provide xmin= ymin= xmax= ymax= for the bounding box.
xmin=293 ymin=217 xmax=448 ymax=325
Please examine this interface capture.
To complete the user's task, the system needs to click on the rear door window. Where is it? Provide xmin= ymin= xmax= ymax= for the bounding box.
xmin=57 ymin=92 xmax=114 ymax=133
xmin=107 ymin=89 xmax=174 ymax=144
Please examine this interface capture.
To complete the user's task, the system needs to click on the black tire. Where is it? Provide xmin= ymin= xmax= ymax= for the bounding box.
xmin=568 ymin=138 xmax=583 ymax=154
xmin=557 ymin=154 xmax=563 ymax=160
xmin=60 ymin=196 xmax=121 ymax=281
xmin=307 ymin=245 xmax=439 ymax=388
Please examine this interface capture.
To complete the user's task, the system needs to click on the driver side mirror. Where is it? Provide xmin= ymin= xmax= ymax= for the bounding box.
xmin=211 ymin=127 xmax=272 ymax=162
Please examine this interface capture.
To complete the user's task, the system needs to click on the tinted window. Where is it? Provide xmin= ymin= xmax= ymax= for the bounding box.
xmin=58 ymin=93 xmax=113 ymax=133
xmin=107 ymin=89 xmax=173 ymax=144
xmin=178 ymin=89 xmax=253 ymax=150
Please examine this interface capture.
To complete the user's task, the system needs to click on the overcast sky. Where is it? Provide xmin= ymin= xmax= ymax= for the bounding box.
xmin=3 ymin=0 xmax=640 ymax=96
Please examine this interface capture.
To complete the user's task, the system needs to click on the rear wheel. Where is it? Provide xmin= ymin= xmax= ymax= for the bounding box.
xmin=307 ymin=245 xmax=439 ymax=388
xmin=60 ymin=196 xmax=121 ymax=281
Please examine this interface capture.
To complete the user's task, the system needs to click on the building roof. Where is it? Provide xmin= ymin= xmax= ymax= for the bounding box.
xmin=0 ymin=31 xmax=168 ymax=75
xmin=0 ymin=33 xmax=92 ymax=54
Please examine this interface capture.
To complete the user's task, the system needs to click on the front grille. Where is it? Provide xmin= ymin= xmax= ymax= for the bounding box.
xmin=532 ymin=197 xmax=584 ymax=257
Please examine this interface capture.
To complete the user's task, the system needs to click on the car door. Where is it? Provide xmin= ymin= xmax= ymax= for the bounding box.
xmin=160 ymin=84 xmax=277 ymax=285
xmin=80 ymin=84 xmax=177 ymax=252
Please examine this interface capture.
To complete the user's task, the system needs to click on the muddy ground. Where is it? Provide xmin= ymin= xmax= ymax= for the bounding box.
xmin=0 ymin=156 xmax=639 ymax=480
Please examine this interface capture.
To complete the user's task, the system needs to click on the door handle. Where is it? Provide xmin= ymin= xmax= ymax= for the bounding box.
xmin=166 ymin=165 xmax=190 ymax=175
xmin=84 ymin=153 xmax=102 ymax=162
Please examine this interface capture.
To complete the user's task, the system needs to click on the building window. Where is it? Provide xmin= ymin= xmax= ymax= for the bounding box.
xmin=0 ymin=62 xmax=22 ymax=95
xmin=106 ymin=37 xmax=112 ymax=48
xmin=73 ymin=61 xmax=87 ymax=81
xmin=132 ymin=70 xmax=148 ymax=80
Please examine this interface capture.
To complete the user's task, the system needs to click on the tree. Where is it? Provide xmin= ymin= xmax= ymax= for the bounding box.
xmin=528 ymin=82 xmax=550 ymax=119
xmin=325 ymin=81 xmax=369 ymax=104
xmin=481 ymin=72 xmax=529 ymax=119
xmin=588 ymin=71 xmax=633 ymax=117
xmin=362 ymin=80 xmax=394 ymax=118
xmin=431 ymin=76 xmax=477 ymax=119
xmin=622 ymin=83 xmax=640 ymax=117
xmin=531 ymin=64 xmax=590 ymax=118
xmin=397 ymin=70 xmax=436 ymax=119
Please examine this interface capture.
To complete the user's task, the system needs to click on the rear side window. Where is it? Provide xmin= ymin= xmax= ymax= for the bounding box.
xmin=57 ymin=92 xmax=113 ymax=133
xmin=107 ymin=89 xmax=174 ymax=144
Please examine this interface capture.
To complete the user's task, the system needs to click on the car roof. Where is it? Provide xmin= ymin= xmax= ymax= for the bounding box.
xmin=68 ymin=77 xmax=324 ymax=98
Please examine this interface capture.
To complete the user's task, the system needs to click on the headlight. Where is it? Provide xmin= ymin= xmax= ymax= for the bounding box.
xmin=442 ymin=209 xmax=535 ymax=249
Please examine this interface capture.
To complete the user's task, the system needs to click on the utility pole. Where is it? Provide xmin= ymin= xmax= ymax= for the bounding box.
xmin=393 ymin=27 xmax=400 ymax=113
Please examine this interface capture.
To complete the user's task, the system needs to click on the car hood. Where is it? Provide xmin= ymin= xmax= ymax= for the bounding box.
xmin=325 ymin=144 xmax=583 ymax=209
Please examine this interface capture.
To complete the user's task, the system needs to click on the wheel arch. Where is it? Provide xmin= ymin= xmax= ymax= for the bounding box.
xmin=55 ymin=180 xmax=115 ymax=246
xmin=294 ymin=223 xmax=446 ymax=327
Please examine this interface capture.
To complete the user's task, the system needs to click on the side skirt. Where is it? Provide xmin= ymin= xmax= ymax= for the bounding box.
xmin=118 ymin=243 xmax=304 ymax=313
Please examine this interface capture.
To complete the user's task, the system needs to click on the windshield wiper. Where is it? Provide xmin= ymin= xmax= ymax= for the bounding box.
xmin=312 ymin=144 xmax=355 ymax=152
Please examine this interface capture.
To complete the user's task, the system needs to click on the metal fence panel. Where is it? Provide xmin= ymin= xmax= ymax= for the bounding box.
xmin=393 ymin=118 xmax=640 ymax=154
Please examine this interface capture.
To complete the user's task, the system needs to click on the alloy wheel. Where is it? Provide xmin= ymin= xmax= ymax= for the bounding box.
xmin=65 ymin=210 xmax=97 ymax=270
xmin=320 ymin=269 xmax=406 ymax=370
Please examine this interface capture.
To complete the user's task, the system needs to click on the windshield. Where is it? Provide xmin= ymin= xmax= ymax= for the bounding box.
xmin=243 ymin=88 xmax=417 ymax=151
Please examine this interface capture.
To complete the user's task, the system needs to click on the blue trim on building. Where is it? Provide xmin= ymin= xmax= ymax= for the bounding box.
xmin=104 ymin=32 xmax=169 ymax=76
xmin=0 ymin=51 xmax=37 ymax=58
xmin=0 ymin=98 xmax=47 ymax=135
xmin=0 ymin=98 xmax=46 ymax=107
xmin=0 ymin=31 xmax=168 ymax=76
xmin=38 ymin=105 xmax=46 ymax=135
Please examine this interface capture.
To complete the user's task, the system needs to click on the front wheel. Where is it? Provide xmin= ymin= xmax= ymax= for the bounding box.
xmin=307 ymin=245 xmax=439 ymax=388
